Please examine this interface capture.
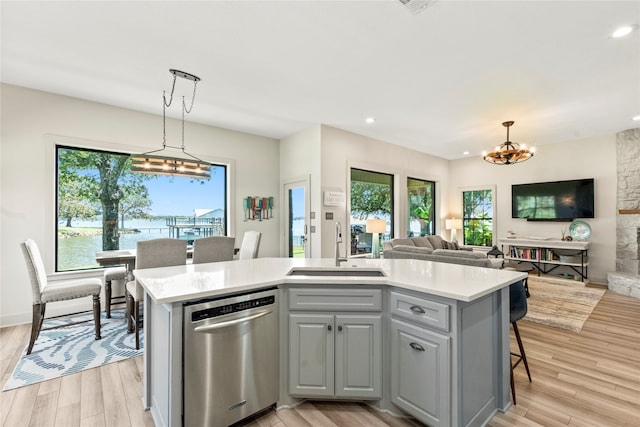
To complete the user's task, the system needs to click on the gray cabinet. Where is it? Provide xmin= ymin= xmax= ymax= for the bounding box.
xmin=391 ymin=318 xmax=450 ymax=427
xmin=288 ymin=287 xmax=382 ymax=399
xmin=289 ymin=313 xmax=334 ymax=397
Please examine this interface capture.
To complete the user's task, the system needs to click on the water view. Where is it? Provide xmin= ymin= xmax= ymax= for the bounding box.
xmin=58 ymin=217 xmax=305 ymax=270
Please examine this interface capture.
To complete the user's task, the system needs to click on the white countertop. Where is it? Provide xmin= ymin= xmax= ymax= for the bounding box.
xmin=133 ymin=257 xmax=527 ymax=304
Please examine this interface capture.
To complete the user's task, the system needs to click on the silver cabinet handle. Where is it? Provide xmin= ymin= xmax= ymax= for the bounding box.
xmin=409 ymin=342 xmax=425 ymax=352
xmin=410 ymin=305 xmax=425 ymax=314
xmin=194 ymin=310 xmax=272 ymax=332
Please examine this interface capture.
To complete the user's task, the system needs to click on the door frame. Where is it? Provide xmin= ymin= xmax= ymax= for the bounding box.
xmin=281 ymin=175 xmax=311 ymax=258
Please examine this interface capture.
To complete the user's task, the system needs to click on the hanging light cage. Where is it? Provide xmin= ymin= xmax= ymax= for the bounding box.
xmin=482 ymin=121 xmax=535 ymax=165
xmin=131 ymin=69 xmax=211 ymax=179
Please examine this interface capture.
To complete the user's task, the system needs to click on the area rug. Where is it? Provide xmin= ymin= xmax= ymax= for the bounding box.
xmin=3 ymin=308 xmax=143 ymax=391
xmin=523 ymin=277 xmax=605 ymax=333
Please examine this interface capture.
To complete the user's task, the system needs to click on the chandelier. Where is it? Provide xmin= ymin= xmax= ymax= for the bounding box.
xmin=131 ymin=69 xmax=211 ymax=179
xmin=482 ymin=121 xmax=535 ymax=165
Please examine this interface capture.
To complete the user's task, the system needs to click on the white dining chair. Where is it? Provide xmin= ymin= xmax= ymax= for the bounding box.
xmin=126 ymin=238 xmax=187 ymax=349
xmin=192 ymin=236 xmax=235 ymax=264
xmin=238 ymin=231 xmax=261 ymax=260
xmin=21 ymin=238 xmax=102 ymax=355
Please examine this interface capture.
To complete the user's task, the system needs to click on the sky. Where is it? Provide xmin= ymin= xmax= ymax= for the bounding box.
xmin=144 ymin=165 xmax=226 ymax=216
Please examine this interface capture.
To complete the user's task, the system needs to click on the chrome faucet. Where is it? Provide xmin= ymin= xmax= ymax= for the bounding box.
xmin=335 ymin=222 xmax=348 ymax=266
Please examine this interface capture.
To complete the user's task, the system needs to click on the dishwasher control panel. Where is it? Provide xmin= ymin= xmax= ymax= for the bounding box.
xmin=191 ymin=295 xmax=275 ymax=322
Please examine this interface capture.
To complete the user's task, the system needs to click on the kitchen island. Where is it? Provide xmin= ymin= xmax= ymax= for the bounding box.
xmin=134 ymin=257 xmax=526 ymax=427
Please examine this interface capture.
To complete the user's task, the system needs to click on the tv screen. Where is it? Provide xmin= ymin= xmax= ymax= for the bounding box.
xmin=512 ymin=178 xmax=594 ymax=220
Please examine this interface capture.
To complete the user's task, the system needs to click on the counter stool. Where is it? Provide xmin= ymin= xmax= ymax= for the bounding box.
xmin=104 ymin=266 xmax=127 ymax=318
xmin=504 ymin=263 xmax=532 ymax=297
xmin=510 ymin=280 xmax=532 ymax=405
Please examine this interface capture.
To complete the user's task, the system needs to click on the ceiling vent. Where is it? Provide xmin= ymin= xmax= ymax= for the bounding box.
xmin=398 ymin=0 xmax=438 ymax=14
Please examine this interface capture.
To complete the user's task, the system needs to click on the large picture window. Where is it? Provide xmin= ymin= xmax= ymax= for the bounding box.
xmin=462 ymin=188 xmax=494 ymax=247
xmin=349 ymin=168 xmax=394 ymax=255
xmin=56 ymin=145 xmax=227 ymax=272
xmin=407 ymin=177 xmax=435 ymax=237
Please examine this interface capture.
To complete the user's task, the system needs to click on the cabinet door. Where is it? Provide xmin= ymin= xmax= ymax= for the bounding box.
xmin=334 ymin=315 xmax=382 ymax=399
xmin=391 ymin=319 xmax=450 ymax=427
xmin=289 ymin=313 xmax=334 ymax=397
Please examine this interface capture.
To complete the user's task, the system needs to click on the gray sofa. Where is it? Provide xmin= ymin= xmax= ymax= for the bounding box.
xmin=383 ymin=235 xmax=499 ymax=268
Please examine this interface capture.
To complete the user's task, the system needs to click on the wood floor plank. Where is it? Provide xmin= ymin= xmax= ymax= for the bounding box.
xmin=79 ymin=368 xmax=104 ymax=422
xmin=311 ymin=401 xmax=372 ymax=427
xmin=100 ymin=362 xmax=129 ymax=427
xmin=117 ymin=358 xmax=153 ymax=427
xmin=293 ymin=401 xmax=340 ymax=427
xmin=3 ymin=383 xmax=39 ymax=427
xmin=268 ymin=406 xmax=314 ymax=427
xmin=57 ymin=372 xmax=82 ymax=409
xmin=28 ymin=385 xmax=59 ymax=427
xmin=54 ymin=402 xmax=80 ymax=427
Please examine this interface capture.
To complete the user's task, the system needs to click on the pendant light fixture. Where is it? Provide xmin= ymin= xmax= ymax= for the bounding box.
xmin=131 ymin=69 xmax=210 ymax=179
xmin=482 ymin=121 xmax=535 ymax=165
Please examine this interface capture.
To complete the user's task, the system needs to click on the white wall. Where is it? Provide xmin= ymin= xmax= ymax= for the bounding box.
xmin=447 ymin=134 xmax=617 ymax=283
xmin=0 ymin=84 xmax=280 ymax=326
xmin=279 ymin=125 xmax=322 ymax=258
xmin=319 ymin=125 xmax=451 ymax=258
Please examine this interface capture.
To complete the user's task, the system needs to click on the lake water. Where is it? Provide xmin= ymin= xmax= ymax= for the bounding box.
xmin=58 ymin=217 xmax=305 ymax=271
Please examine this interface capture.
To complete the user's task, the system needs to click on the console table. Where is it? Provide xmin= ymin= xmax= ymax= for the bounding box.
xmin=498 ymin=238 xmax=590 ymax=282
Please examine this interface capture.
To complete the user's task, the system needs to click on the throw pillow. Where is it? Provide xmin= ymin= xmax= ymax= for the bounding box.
xmin=442 ymin=240 xmax=459 ymax=250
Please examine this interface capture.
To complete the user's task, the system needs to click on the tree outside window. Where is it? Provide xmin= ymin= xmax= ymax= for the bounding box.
xmin=56 ymin=145 xmax=227 ymax=271
xmin=462 ymin=188 xmax=494 ymax=246
xmin=350 ymin=168 xmax=393 ymax=255
xmin=408 ymin=177 xmax=435 ymax=237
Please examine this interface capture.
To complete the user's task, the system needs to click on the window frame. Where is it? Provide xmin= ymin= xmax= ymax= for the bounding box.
xmin=348 ymin=166 xmax=395 ymax=256
xmin=460 ymin=185 xmax=496 ymax=248
xmin=54 ymin=142 xmax=230 ymax=272
xmin=407 ymin=176 xmax=436 ymax=237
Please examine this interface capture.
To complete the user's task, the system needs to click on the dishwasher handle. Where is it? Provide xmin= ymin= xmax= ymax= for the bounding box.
xmin=193 ymin=309 xmax=273 ymax=333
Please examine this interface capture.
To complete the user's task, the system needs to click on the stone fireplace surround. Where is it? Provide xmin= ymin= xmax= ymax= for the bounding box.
xmin=607 ymin=128 xmax=640 ymax=299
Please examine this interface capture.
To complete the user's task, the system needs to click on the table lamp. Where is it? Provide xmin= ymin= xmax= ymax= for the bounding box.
xmin=445 ymin=218 xmax=463 ymax=243
xmin=366 ymin=218 xmax=386 ymax=258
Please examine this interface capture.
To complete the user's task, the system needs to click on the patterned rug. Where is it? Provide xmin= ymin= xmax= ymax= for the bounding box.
xmin=523 ymin=277 xmax=605 ymax=333
xmin=3 ymin=308 xmax=143 ymax=391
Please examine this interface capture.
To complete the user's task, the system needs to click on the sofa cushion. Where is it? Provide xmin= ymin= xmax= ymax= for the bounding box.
xmin=393 ymin=245 xmax=434 ymax=255
xmin=410 ymin=237 xmax=435 ymax=249
xmin=432 ymin=249 xmax=487 ymax=259
xmin=426 ymin=235 xmax=445 ymax=249
xmin=388 ymin=238 xmax=416 ymax=248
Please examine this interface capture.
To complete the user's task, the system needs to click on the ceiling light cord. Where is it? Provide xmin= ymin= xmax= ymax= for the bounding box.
xmin=131 ymin=69 xmax=209 ymax=179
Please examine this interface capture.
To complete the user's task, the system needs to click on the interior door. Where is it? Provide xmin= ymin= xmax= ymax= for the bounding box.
xmin=284 ymin=179 xmax=310 ymax=258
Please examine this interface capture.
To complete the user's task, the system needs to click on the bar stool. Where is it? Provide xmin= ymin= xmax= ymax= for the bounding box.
xmin=104 ymin=266 xmax=127 ymax=318
xmin=510 ymin=280 xmax=532 ymax=405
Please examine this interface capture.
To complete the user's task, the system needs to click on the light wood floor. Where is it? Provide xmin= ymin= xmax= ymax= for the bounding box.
xmin=1 ymin=290 xmax=639 ymax=427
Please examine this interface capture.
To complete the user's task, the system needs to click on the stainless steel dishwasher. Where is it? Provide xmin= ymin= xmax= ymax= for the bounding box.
xmin=183 ymin=288 xmax=279 ymax=427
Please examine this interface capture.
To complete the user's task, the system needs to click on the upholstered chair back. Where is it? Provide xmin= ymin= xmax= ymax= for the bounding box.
xmin=21 ymin=239 xmax=48 ymax=304
xmin=192 ymin=236 xmax=235 ymax=264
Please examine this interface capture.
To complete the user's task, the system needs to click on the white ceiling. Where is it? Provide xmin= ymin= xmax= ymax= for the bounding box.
xmin=2 ymin=0 xmax=639 ymax=160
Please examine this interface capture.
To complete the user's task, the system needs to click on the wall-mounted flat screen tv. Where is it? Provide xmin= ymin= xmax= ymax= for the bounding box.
xmin=512 ymin=178 xmax=595 ymax=221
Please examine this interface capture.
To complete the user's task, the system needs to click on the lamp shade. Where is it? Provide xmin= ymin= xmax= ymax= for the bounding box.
xmin=445 ymin=219 xmax=462 ymax=230
xmin=366 ymin=219 xmax=386 ymax=234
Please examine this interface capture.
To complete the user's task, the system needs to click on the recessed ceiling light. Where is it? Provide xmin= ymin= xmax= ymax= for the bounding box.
xmin=633 ymin=115 xmax=640 ymax=121
xmin=463 ymin=151 xmax=470 ymax=155
xmin=365 ymin=117 xmax=375 ymax=124
xmin=612 ymin=25 xmax=637 ymax=38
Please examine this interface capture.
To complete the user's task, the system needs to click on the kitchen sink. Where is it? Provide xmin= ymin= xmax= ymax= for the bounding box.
xmin=286 ymin=267 xmax=386 ymax=277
